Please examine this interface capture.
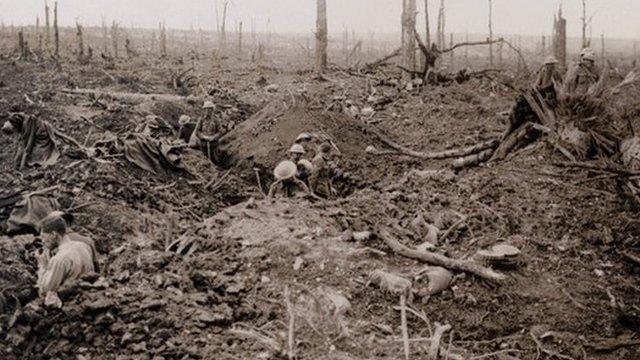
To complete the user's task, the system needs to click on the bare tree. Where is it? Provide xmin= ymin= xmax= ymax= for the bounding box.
xmin=238 ymin=21 xmax=243 ymax=56
xmin=160 ymin=22 xmax=167 ymax=57
xmin=424 ymin=0 xmax=431 ymax=46
xmin=436 ymin=0 xmax=445 ymax=50
xmin=401 ymin=0 xmax=417 ymax=80
xmin=44 ymin=0 xmax=50 ymax=51
xmin=581 ymin=0 xmax=588 ymax=48
xmin=111 ymin=21 xmax=119 ymax=58
xmin=53 ymin=1 xmax=59 ymax=58
xmin=76 ymin=21 xmax=84 ymax=62
xmin=488 ymin=0 xmax=493 ymax=66
xmin=600 ymin=33 xmax=605 ymax=61
xmin=552 ymin=5 xmax=567 ymax=69
xmin=101 ymin=16 xmax=108 ymax=55
xmin=315 ymin=0 xmax=328 ymax=73
xmin=220 ymin=0 xmax=229 ymax=52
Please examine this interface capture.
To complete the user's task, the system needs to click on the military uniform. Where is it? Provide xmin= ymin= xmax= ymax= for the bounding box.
xmin=37 ymin=234 xmax=97 ymax=295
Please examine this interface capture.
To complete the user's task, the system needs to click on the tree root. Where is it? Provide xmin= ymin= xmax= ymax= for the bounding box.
xmin=378 ymin=228 xmax=506 ymax=282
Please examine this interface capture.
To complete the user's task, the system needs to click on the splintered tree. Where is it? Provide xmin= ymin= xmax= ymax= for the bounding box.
xmin=101 ymin=17 xmax=108 ymax=54
xmin=76 ymin=22 xmax=84 ymax=62
xmin=315 ymin=0 xmax=328 ymax=73
xmin=18 ymin=30 xmax=27 ymax=60
xmin=111 ymin=21 xmax=119 ymax=58
xmin=401 ymin=0 xmax=417 ymax=80
xmin=488 ymin=0 xmax=493 ymax=66
xmin=219 ymin=0 xmax=229 ymax=52
xmin=159 ymin=22 xmax=167 ymax=57
xmin=237 ymin=21 xmax=243 ymax=56
xmin=436 ymin=0 xmax=445 ymax=50
xmin=44 ymin=1 xmax=50 ymax=51
xmin=581 ymin=0 xmax=592 ymax=48
xmin=424 ymin=0 xmax=431 ymax=46
xmin=53 ymin=1 xmax=59 ymax=58
xmin=552 ymin=6 xmax=567 ymax=69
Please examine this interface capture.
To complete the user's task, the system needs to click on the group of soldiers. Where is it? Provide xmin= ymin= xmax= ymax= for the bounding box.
xmin=534 ymin=47 xmax=601 ymax=100
xmin=268 ymin=133 xmax=337 ymax=199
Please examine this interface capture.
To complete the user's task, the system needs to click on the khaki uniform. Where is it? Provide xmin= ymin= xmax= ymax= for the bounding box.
xmin=37 ymin=234 xmax=97 ymax=295
xmin=309 ymin=153 xmax=331 ymax=197
xmin=564 ymin=63 xmax=600 ymax=96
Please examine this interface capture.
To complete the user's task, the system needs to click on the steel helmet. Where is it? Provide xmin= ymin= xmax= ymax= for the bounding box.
xmin=288 ymin=143 xmax=305 ymax=154
xmin=580 ymin=48 xmax=596 ymax=62
xmin=203 ymin=101 xmax=215 ymax=109
xmin=273 ymin=160 xmax=298 ymax=180
xmin=295 ymin=132 xmax=313 ymax=142
xmin=297 ymin=159 xmax=314 ymax=172
xmin=178 ymin=115 xmax=191 ymax=125
xmin=544 ymin=56 xmax=558 ymax=65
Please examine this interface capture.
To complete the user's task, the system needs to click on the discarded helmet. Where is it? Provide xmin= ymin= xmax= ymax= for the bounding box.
xmin=178 ymin=115 xmax=191 ymax=125
xmin=288 ymin=143 xmax=305 ymax=154
xmin=544 ymin=56 xmax=558 ymax=65
xmin=203 ymin=101 xmax=215 ymax=109
xmin=580 ymin=48 xmax=596 ymax=62
xmin=273 ymin=160 xmax=298 ymax=180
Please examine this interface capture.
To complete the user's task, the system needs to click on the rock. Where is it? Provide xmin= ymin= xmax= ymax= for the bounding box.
xmin=368 ymin=270 xmax=412 ymax=295
xmin=264 ymin=84 xmax=279 ymax=93
xmin=353 ymin=231 xmax=372 ymax=242
xmin=361 ymin=107 xmax=375 ymax=117
xmin=424 ymin=267 xmax=453 ymax=295
xmin=425 ymin=224 xmax=439 ymax=244
xmin=293 ymin=256 xmax=304 ymax=271
xmin=44 ymin=291 xmax=62 ymax=309
xmin=365 ymin=145 xmax=377 ymax=154
xmin=316 ymin=286 xmax=351 ymax=316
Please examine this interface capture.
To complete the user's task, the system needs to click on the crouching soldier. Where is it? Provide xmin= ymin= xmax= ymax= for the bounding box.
xmin=268 ymin=160 xmax=315 ymax=199
xmin=309 ymin=142 xmax=337 ymax=198
xmin=35 ymin=212 xmax=99 ymax=308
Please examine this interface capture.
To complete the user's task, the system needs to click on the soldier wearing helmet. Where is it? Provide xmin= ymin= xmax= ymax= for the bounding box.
xmin=268 ymin=160 xmax=315 ymax=198
xmin=564 ymin=48 xmax=601 ymax=96
xmin=288 ymin=143 xmax=306 ymax=162
xmin=309 ymin=142 xmax=336 ymax=198
xmin=534 ymin=55 xmax=564 ymax=108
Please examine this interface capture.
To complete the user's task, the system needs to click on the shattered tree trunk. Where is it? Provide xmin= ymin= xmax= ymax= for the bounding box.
xmin=488 ymin=0 xmax=493 ymax=66
xmin=45 ymin=1 xmax=51 ymax=52
xmin=600 ymin=34 xmax=605 ymax=62
xmin=220 ymin=0 xmax=229 ymax=53
xmin=401 ymin=0 xmax=417 ymax=81
xmin=102 ymin=17 xmax=108 ymax=55
xmin=581 ymin=0 xmax=588 ymax=49
xmin=111 ymin=21 xmax=119 ymax=58
xmin=160 ymin=23 xmax=167 ymax=57
xmin=315 ymin=0 xmax=328 ymax=73
xmin=424 ymin=0 xmax=431 ymax=46
xmin=237 ymin=21 xmax=243 ymax=56
xmin=436 ymin=0 xmax=445 ymax=50
xmin=18 ymin=30 xmax=26 ymax=60
xmin=76 ymin=22 xmax=84 ymax=62
xmin=53 ymin=1 xmax=59 ymax=58
xmin=553 ymin=7 xmax=567 ymax=70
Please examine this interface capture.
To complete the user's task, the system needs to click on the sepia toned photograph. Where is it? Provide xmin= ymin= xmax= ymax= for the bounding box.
xmin=0 ymin=0 xmax=639 ymax=358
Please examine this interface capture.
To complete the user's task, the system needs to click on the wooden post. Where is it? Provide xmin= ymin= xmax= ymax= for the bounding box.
xmin=315 ymin=0 xmax=328 ymax=73
xmin=45 ymin=1 xmax=51 ymax=51
xmin=401 ymin=0 xmax=417 ymax=81
xmin=488 ymin=0 xmax=493 ymax=66
xmin=53 ymin=1 xmax=59 ymax=58
xmin=76 ymin=22 xmax=84 ymax=62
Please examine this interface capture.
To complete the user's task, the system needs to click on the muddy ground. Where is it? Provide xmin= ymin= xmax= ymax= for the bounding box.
xmin=1 ymin=51 xmax=640 ymax=360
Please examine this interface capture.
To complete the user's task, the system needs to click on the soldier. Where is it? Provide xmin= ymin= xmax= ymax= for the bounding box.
xmin=309 ymin=142 xmax=336 ymax=198
xmin=288 ymin=143 xmax=306 ymax=163
xmin=35 ymin=212 xmax=98 ymax=307
xmin=268 ymin=160 xmax=313 ymax=198
xmin=535 ymin=56 xmax=564 ymax=108
xmin=203 ymin=100 xmax=220 ymax=134
xmin=564 ymin=48 xmax=600 ymax=96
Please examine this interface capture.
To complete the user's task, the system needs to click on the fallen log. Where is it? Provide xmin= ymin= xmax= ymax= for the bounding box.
xmin=378 ymin=228 xmax=506 ymax=282
xmin=364 ymin=47 xmax=401 ymax=70
xmin=490 ymin=122 xmax=535 ymax=162
xmin=370 ymin=128 xmax=499 ymax=160
xmin=60 ymin=88 xmax=192 ymax=104
xmin=452 ymin=148 xmax=495 ymax=169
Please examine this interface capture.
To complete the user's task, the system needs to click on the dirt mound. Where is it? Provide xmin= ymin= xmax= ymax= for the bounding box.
xmin=219 ymin=101 xmax=369 ymax=171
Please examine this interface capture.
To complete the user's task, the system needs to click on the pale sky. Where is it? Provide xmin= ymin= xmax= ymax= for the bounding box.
xmin=1 ymin=0 xmax=638 ymax=40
